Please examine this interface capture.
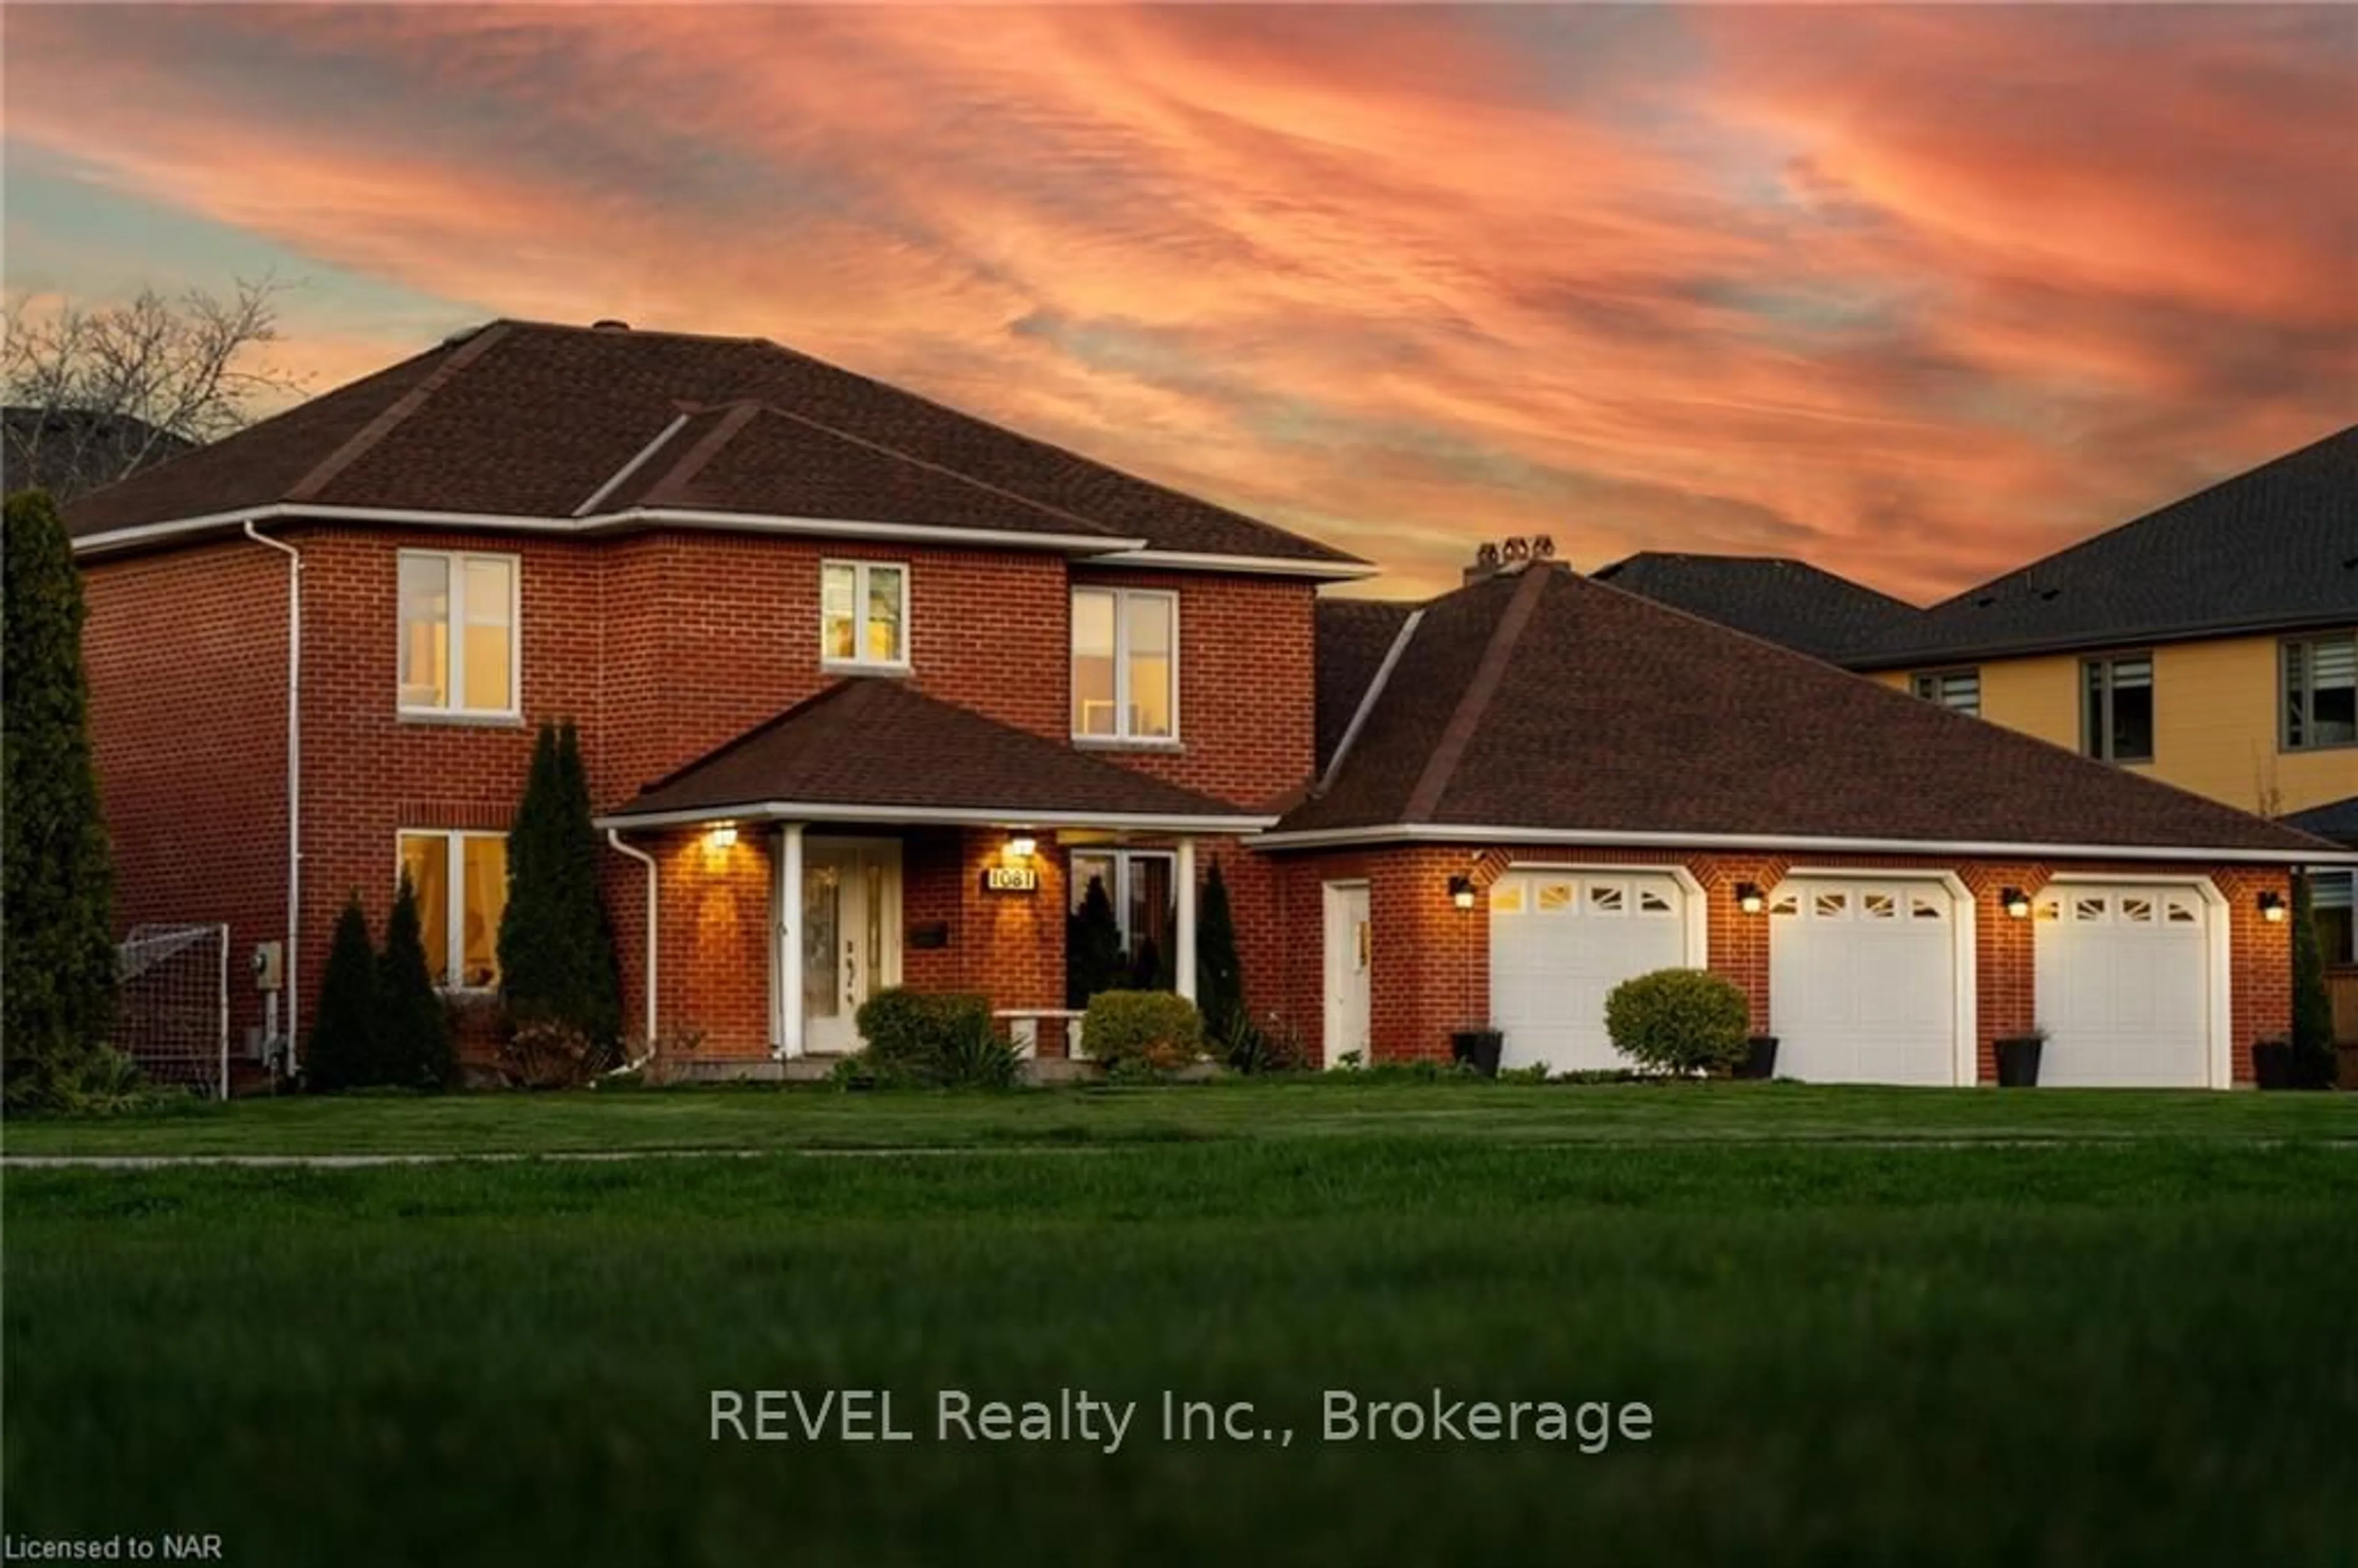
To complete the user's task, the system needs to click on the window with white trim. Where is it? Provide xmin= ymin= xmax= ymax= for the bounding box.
xmin=397 ymin=831 xmax=508 ymax=990
xmin=1910 ymin=669 xmax=1981 ymax=716
xmin=2081 ymin=653 xmax=2154 ymax=763
xmin=2282 ymin=632 xmax=2356 ymax=751
xmin=821 ymin=560 xmax=908 ymax=670
xmin=1069 ymin=848 xmax=1176 ymax=979
xmin=398 ymin=551 xmax=518 ymax=716
xmin=1072 ymin=587 xmax=1177 ymax=741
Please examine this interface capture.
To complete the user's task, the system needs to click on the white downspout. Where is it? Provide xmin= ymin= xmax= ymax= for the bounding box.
xmin=243 ymin=522 xmax=302 ymax=1075
xmin=605 ymin=829 xmax=660 ymax=1055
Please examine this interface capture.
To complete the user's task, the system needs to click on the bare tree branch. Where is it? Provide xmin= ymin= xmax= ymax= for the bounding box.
xmin=2 ymin=276 xmax=308 ymax=502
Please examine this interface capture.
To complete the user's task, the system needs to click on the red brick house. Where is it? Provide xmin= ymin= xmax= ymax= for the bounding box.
xmin=68 ymin=320 xmax=2341 ymax=1087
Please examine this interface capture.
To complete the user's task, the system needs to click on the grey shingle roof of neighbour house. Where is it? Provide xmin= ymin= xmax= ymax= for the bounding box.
xmin=601 ymin=678 xmax=1267 ymax=828
xmin=1851 ymin=424 xmax=2358 ymax=670
xmin=2287 ymin=794 xmax=2358 ymax=848
xmin=61 ymin=320 xmax=1368 ymax=572
xmin=4 ymin=407 xmax=193 ymax=500
xmin=1276 ymin=562 xmax=2335 ymax=858
xmin=1589 ymin=552 xmax=1923 ymax=662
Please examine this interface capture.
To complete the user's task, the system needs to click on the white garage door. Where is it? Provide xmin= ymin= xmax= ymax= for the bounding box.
xmin=1770 ymin=879 xmax=1961 ymax=1085
xmin=2033 ymin=884 xmax=2212 ymax=1087
xmin=1490 ymin=870 xmax=1692 ymax=1073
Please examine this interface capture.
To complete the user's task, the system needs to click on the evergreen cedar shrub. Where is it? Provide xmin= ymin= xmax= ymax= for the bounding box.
xmin=2 ymin=489 xmax=117 ymax=1108
xmin=378 ymin=870 xmax=456 ymax=1090
xmin=1604 ymin=969 xmax=1751 ymax=1076
xmin=306 ymin=895 xmax=381 ymax=1092
xmin=852 ymin=988 xmax=1014 ymax=1089
xmin=2290 ymin=874 xmax=2335 ymax=1085
xmin=499 ymin=720 xmax=622 ymax=1055
xmin=1083 ymin=990 xmax=1205 ymax=1073
xmin=1065 ymin=874 xmax=1127 ymax=1007
xmin=1194 ymin=858 xmax=1243 ymax=1047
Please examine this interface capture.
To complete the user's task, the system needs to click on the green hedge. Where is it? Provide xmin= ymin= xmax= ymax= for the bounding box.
xmin=1083 ymin=990 xmax=1204 ymax=1074
xmin=1604 ymin=968 xmax=1750 ymax=1076
xmin=853 ymin=988 xmax=1015 ymax=1089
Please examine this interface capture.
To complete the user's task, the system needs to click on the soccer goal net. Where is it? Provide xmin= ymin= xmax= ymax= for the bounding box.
xmin=115 ymin=922 xmax=230 ymax=1100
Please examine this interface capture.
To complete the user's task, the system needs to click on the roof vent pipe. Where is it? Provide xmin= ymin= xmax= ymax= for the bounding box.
xmin=591 ymin=319 xmax=631 ymax=332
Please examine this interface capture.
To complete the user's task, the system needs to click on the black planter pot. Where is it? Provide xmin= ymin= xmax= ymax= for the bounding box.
xmin=1995 ymin=1035 xmax=2044 ymax=1088
xmin=1450 ymin=1029 xmax=1504 ymax=1079
xmin=2252 ymin=1039 xmax=2295 ymax=1092
xmin=1733 ymin=1035 xmax=1779 ymax=1081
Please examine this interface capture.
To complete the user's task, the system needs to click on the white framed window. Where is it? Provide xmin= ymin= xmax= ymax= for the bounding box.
xmin=2282 ymin=633 xmax=2356 ymax=751
xmin=1072 ymin=587 xmax=1178 ymax=742
xmin=1910 ymin=669 xmax=1981 ymax=716
xmin=396 ymin=830 xmax=508 ymax=990
xmin=821 ymin=560 xmax=909 ymax=670
xmin=1069 ymin=848 xmax=1177 ymax=975
xmin=398 ymin=551 xmax=518 ymax=718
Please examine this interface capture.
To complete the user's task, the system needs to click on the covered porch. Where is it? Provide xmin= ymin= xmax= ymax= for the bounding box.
xmin=593 ymin=680 xmax=1271 ymax=1067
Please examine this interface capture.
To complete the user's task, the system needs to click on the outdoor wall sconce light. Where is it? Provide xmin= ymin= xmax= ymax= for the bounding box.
xmin=2259 ymin=891 xmax=2287 ymax=923
xmin=1735 ymin=882 xmax=1765 ymax=915
xmin=1447 ymin=875 xmax=1477 ymax=910
xmin=1006 ymin=835 xmax=1038 ymax=861
xmin=2001 ymin=887 xmax=2031 ymax=920
xmin=704 ymin=823 xmax=738 ymax=851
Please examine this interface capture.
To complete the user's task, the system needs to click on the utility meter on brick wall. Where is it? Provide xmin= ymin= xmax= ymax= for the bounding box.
xmin=251 ymin=941 xmax=284 ymax=992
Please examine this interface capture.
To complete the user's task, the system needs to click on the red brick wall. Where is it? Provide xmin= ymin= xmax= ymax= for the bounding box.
xmin=1268 ymin=844 xmax=2294 ymax=1084
xmin=84 ymin=540 xmax=290 ymax=1049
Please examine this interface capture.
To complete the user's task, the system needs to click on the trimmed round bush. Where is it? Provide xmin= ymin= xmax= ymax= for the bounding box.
xmin=1081 ymin=990 xmax=1204 ymax=1075
xmin=854 ymin=988 xmax=1011 ymax=1087
xmin=1603 ymin=968 xmax=1750 ymax=1076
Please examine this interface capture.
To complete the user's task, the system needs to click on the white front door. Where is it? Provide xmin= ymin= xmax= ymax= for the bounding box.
xmin=1488 ymin=869 xmax=1692 ymax=1073
xmin=1323 ymin=882 xmax=1371 ymax=1068
xmin=1769 ymin=877 xmax=1963 ymax=1085
xmin=801 ymin=838 xmax=902 ymax=1055
xmin=2033 ymin=882 xmax=2213 ymax=1087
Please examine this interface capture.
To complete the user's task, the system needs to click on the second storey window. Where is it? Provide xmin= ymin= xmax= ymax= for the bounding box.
xmin=397 ymin=830 xmax=508 ymax=990
xmin=2283 ymin=632 xmax=2356 ymax=751
xmin=1072 ymin=587 xmax=1177 ymax=741
xmin=822 ymin=561 xmax=908 ymax=669
xmin=399 ymin=551 xmax=518 ymax=717
xmin=2082 ymin=653 xmax=2154 ymax=764
xmin=1910 ymin=669 xmax=1981 ymax=716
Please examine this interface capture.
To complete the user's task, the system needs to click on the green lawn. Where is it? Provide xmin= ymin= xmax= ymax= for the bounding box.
xmin=6 ymin=1077 xmax=2356 ymax=1157
xmin=6 ymin=1107 xmax=2357 ymax=1565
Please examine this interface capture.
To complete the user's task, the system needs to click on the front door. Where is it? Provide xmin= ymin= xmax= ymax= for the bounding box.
xmin=801 ymin=838 xmax=902 ymax=1055
xmin=1324 ymin=882 xmax=1371 ymax=1068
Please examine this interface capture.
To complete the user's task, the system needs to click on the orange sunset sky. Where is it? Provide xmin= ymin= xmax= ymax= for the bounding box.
xmin=4 ymin=4 xmax=2353 ymax=599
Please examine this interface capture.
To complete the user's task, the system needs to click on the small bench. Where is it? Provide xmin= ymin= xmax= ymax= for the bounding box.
xmin=992 ymin=1008 xmax=1087 ymax=1060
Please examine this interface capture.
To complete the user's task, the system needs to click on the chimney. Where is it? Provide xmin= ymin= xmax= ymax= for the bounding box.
xmin=1461 ymin=534 xmax=1559 ymax=584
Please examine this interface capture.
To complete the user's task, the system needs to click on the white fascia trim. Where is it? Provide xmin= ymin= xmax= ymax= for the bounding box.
xmin=1080 ymin=548 xmax=1382 ymax=581
xmin=1249 ymin=822 xmax=2352 ymax=864
xmin=72 ymin=503 xmax=1146 ymax=559
xmin=593 ymin=802 xmax=1277 ymax=834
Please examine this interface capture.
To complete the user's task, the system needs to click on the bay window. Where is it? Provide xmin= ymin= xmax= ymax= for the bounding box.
xmin=1072 ymin=587 xmax=1177 ymax=741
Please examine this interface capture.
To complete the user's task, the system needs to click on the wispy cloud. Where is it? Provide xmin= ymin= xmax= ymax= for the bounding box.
xmin=5 ymin=4 xmax=2350 ymax=599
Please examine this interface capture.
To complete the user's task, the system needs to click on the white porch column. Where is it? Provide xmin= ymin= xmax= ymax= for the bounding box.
xmin=1175 ymin=836 xmax=1199 ymax=1003
xmin=779 ymin=823 xmax=806 ymax=1059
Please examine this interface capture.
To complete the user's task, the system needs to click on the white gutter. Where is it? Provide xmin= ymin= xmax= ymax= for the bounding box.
xmin=593 ymin=802 xmax=1278 ymax=834
xmin=73 ymin=503 xmax=1147 ymax=560
xmin=1081 ymin=548 xmax=1380 ymax=581
xmin=1249 ymin=821 xmax=2356 ymax=865
xmin=604 ymin=829 xmax=660 ymax=1054
xmin=242 ymin=521 xmax=304 ymax=1074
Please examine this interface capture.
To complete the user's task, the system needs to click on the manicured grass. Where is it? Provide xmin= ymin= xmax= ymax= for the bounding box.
xmin=7 ymin=1139 xmax=2357 ymax=1566
xmin=5 ymin=1077 xmax=2356 ymax=1157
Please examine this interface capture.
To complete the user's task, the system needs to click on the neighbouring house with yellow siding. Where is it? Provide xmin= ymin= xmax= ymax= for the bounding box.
xmin=1603 ymin=424 xmax=2358 ymax=999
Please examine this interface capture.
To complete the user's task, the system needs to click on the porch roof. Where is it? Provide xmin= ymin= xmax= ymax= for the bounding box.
xmin=597 ymin=679 xmax=1274 ymax=833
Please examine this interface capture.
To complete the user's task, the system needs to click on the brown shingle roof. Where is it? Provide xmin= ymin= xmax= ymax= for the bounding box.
xmin=1283 ymin=564 xmax=2332 ymax=856
xmin=605 ymin=680 xmax=1268 ymax=826
xmin=1313 ymin=599 xmax=1416 ymax=769
xmin=66 ymin=320 xmax=1363 ymax=567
